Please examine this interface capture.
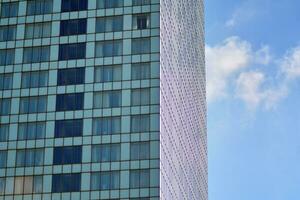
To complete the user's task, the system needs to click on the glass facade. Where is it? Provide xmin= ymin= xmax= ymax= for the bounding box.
xmin=0 ymin=0 xmax=206 ymax=200
xmin=0 ymin=0 xmax=161 ymax=200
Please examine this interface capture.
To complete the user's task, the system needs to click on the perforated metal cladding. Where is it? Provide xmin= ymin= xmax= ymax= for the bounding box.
xmin=160 ymin=0 xmax=207 ymax=200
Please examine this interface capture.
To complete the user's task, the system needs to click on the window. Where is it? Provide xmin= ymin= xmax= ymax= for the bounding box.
xmin=21 ymin=71 xmax=48 ymax=88
xmin=23 ymin=46 xmax=50 ymax=63
xmin=16 ymin=149 xmax=44 ymax=167
xmin=27 ymin=0 xmax=52 ymax=15
xmin=133 ymin=14 xmax=150 ymax=29
xmin=19 ymin=96 xmax=47 ymax=114
xmin=59 ymin=43 xmax=86 ymax=60
xmin=131 ymin=88 xmax=150 ymax=106
xmin=94 ymin=65 xmax=121 ymax=83
xmin=61 ymin=0 xmax=87 ymax=12
xmin=57 ymin=68 xmax=85 ymax=85
xmin=55 ymin=119 xmax=83 ymax=138
xmin=60 ymin=19 xmax=87 ymax=36
xmin=52 ymin=174 xmax=81 ymax=193
xmin=0 ymin=98 xmax=11 ymax=116
xmin=132 ymin=0 xmax=151 ymax=6
xmin=14 ymin=176 xmax=43 ymax=194
xmin=131 ymin=142 xmax=150 ymax=160
xmin=131 ymin=115 xmax=150 ymax=132
xmin=53 ymin=146 xmax=82 ymax=165
xmin=0 ymin=124 xmax=9 ymax=142
xmin=93 ymin=117 xmax=121 ymax=135
xmin=18 ymin=122 xmax=46 ymax=140
xmin=96 ymin=0 xmax=123 ymax=9
xmin=0 ymin=178 xmax=5 ymax=195
xmin=25 ymin=22 xmax=51 ymax=39
xmin=130 ymin=170 xmax=150 ymax=188
xmin=91 ymin=171 xmax=120 ymax=190
xmin=56 ymin=93 xmax=84 ymax=111
xmin=132 ymin=38 xmax=150 ymax=54
xmin=131 ymin=63 xmax=150 ymax=80
xmin=0 ymin=25 xmax=16 ymax=41
xmin=92 ymin=144 xmax=120 ymax=162
xmin=0 ymin=151 xmax=7 ymax=168
xmin=0 ymin=2 xmax=18 ymax=18
xmin=0 ymin=73 xmax=13 ymax=90
xmin=93 ymin=90 xmax=121 ymax=108
xmin=0 ymin=49 xmax=15 ymax=65
xmin=95 ymin=40 xmax=123 ymax=57
xmin=96 ymin=16 xmax=123 ymax=33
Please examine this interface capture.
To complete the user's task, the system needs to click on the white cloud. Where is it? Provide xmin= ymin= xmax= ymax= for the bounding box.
xmin=235 ymin=71 xmax=288 ymax=110
xmin=206 ymin=36 xmax=300 ymax=110
xmin=280 ymin=47 xmax=300 ymax=79
xmin=206 ymin=37 xmax=251 ymax=102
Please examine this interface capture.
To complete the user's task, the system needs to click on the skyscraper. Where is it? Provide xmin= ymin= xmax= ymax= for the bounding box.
xmin=0 ymin=0 xmax=206 ymax=200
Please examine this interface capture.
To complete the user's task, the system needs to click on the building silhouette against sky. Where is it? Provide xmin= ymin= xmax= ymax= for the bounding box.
xmin=0 ymin=0 xmax=206 ymax=199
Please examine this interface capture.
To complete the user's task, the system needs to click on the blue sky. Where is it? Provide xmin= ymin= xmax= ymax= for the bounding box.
xmin=206 ymin=0 xmax=300 ymax=199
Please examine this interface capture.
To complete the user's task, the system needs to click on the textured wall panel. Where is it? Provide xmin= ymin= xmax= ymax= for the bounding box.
xmin=160 ymin=0 xmax=207 ymax=199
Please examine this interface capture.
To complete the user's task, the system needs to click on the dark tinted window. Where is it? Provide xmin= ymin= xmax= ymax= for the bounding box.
xmin=56 ymin=93 xmax=84 ymax=111
xmin=57 ymin=68 xmax=85 ymax=85
xmin=55 ymin=119 xmax=83 ymax=138
xmin=61 ymin=0 xmax=87 ymax=12
xmin=52 ymin=174 xmax=81 ymax=193
xmin=59 ymin=43 xmax=86 ymax=60
xmin=60 ymin=19 xmax=87 ymax=36
xmin=0 ymin=2 xmax=18 ymax=18
xmin=27 ymin=0 xmax=53 ymax=15
xmin=0 ymin=25 xmax=16 ymax=41
xmin=53 ymin=146 xmax=82 ymax=165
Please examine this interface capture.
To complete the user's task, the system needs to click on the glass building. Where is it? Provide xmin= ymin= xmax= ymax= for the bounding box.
xmin=0 ymin=0 xmax=206 ymax=200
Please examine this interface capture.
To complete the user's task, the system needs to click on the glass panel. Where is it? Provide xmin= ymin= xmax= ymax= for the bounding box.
xmin=0 ymin=125 xmax=9 ymax=142
xmin=132 ymin=0 xmax=151 ymax=6
xmin=14 ymin=177 xmax=24 ymax=194
xmin=23 ymin=176 xmax=33 ymax=194
xmin=0 ymin=151 xmax=7 ymax=168
xmin=0 ymin=178 xmax=5 ymax=195
xmin=33 ymin=176 xmax=43 ymax=193
xmin=91 ymin=173 xmax=100 ymax=190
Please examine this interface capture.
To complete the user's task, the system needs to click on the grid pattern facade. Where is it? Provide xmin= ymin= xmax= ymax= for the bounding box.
xmin=160 ymin=0 xmax=207 ymax=200
xmin=0 ymin=0 xmax=160 ymax=200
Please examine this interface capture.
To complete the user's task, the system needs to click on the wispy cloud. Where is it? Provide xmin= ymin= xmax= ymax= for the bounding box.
xmin=206 ymin=36 xmax=300 ymax=110
xmin=225 ymin=0 xmax=268 ymax=28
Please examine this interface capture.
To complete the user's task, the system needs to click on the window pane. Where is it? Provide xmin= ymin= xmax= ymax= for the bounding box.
xmin=0 ymin=178 xmax=5 ymax=195
xmin=52 ymin=174 xmax=81 ymax=192
xmin=97 ymin=0 xmax=123 ymax=9
xmin=27 ymin=0 xmax=53 ymax=15
xmin=131 ymin=115 xmax=150 ymax=132
xmin=1 ymin=2 xmax=18 ymax=18
xmin=60 ymin=19 xmax=87 ymax=36
xmin=96 ymin=16 xmax=123 ymax=33
xmin=0 ymin=99 xmax=11 ymax=115
xmin=23 ymin=47 xmax=49 ymax=63
xmin=95 ymin=40 xmax=123 ymax=57
xmin=132 ymin=38 xmax=151 ymax=54
xmin=133 ymin=14 xmax=150 ymax=29
xmin=33 ymin=176 xmax=43 ymax=193
xmin=25 ymin=22 xmax=51 ymax=39
xmin=132 ymin=0 xmax=151 ymax=6
xmin=0 ymin=124 xmax=9 ymax=142
xmin=55 ymin=119 xmax=83 ymax=138
xmin=56 ymin=93 xmax=84 ymax=111
xmin=0 ymin=25 xmax=16 ymax=41
xmin=0 ymin=151 xmax=7 ymax=168
xmin=57 ymin=68 xmax=85 ymax=85
xmin=61 ymin=0 xmax=87 ymax=12
xmin=53 ymin=146 xmax=82 ymax=165
xmin=0 ymin=73 xmax=13 ymax=90
xmin=59 ymin=43 xmax=86 ymax=60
